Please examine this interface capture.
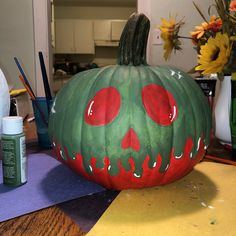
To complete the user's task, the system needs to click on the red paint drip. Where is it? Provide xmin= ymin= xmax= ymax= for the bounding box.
xmin=121 ymin=128 xmax=140 ymax=152
xmin=52 ymin=137 xmax=206 ymax=190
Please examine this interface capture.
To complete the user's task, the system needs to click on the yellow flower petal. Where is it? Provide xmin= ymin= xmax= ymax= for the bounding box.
xmin=195 ymin=33 xmax=231 ymax=74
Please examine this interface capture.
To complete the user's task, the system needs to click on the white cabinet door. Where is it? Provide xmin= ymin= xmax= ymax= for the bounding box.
xmin=55 ymin=20 xmax=94 ymax=54
xmin=93 ymin=20 xmax=111 ymax=41
xmin=74 ymin=20 xmax=94 ymax=54
xmin=55 ymin=20 xmax=74 ymax=53
xmin=111 ymin=20 xmax=127 ymax=41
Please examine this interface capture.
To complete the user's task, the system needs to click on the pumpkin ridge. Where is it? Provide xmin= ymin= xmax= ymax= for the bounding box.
xmin=137 ymin=66 xmax=157 ymax=167
xmin=178 ymin=71 xmax=210 ymax=153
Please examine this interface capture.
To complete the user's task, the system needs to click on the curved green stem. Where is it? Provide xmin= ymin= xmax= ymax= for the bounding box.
xmin=117 ymin=13 xmax=150 ymax=66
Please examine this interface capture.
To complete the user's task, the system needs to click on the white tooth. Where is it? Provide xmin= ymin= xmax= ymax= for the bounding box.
xmin=53 ymin=142 xmax=56 ymax=147
xmin=190 ymin=152 xmax=193 ymax=158
xmin=89 ymin=165 xmax=93 ymax=172
xmin=204 ymin=145 xmax=208 ymax=150
xmin=108 ymin=165 xmax=111 ymax=171
xmin=175 ymin=153 xmax=183 ymax=159
xmin=153 ymin=162 xmax=156 ymax=168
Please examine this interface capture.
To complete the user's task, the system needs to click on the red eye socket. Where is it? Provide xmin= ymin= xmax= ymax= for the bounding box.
xmin=84 ymin=87 xmax=121 ymax=126
xmin=142 ymin=84 xmax=178 ymax=126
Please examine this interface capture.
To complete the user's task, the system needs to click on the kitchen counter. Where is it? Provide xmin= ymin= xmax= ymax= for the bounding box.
xmin=52 ymin=74 xmax=73 ymax=94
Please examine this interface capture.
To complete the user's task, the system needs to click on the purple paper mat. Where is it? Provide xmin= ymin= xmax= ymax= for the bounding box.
xmin=0 ymin=153 xmax=105 ymax=222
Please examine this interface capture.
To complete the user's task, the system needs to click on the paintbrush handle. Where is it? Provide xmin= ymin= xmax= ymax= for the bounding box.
xmin=19 ymin=75 xmax=36 ymax=100
xmin=38 ymin=52 xmax=52 ymax=100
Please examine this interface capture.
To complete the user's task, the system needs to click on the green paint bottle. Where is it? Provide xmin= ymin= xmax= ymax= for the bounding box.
xmin=1 ymin=116 xmax=27 ymax=186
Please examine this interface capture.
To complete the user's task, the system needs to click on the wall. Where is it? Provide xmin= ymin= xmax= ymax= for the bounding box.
xmin=0 ymin=0 xmax=35 ymax=90
xmin=33 ymin=0 xmax=53 ymax=96
xmin=0 ymin=0 xmax=52 ymax=97
xmin=138 ymin=0 xmax=216 ymax=72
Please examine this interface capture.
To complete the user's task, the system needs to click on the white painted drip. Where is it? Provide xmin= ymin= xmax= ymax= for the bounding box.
xmin=165 ymin=164 xmax=169 ymax=171
xmin=133 ymin=173 xmax=141 ymax=178
xmin=175 ymin=153 xmax=183 ymax=159
xmin=197 ymin=137 xmax=201 ymax=151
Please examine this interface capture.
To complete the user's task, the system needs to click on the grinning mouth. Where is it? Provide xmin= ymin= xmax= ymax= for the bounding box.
xmin=52 ymin=137 xmax=207 ymax=190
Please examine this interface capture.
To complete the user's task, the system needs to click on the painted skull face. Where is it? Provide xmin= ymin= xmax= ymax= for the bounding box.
xmin=49 ymin=65 xmax=211 ymax=189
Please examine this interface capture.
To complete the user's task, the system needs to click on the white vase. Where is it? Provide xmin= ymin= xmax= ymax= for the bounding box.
xmin=0 ymin=69 xmax=10 ymax=138
xmin=214 ymin=75 xmax=232 ymax=145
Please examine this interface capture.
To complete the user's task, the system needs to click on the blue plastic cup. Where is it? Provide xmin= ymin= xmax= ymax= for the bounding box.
xmin=32 ymin=97 xmax=53 ymax=149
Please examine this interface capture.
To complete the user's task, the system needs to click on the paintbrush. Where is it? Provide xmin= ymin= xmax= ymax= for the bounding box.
xmin=38 ymin=51 xmax=52 ymax=114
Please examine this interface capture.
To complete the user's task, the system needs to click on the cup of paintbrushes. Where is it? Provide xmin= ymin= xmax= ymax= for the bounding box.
xmin=31 ymin=97 xmax=53 ymax=149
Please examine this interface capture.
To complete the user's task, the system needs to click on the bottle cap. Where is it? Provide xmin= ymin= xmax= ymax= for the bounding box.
xmin=2 ymin=116 xmax=23 ymax=135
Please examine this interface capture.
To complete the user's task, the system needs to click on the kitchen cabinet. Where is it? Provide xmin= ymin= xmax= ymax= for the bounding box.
xmin=94 ymin=20 xmax=111 ymax=41
xmin=111 ymin=20 xmax=127 ymax=41
xmin=55 ymin=19 xmax=94 ymax=54
xmin=93 ymin=20 xmax=126 ymax=47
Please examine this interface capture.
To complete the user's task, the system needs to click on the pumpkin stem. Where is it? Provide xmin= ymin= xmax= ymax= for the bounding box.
xmin=118 ymin=13 xmax=150 ymax=66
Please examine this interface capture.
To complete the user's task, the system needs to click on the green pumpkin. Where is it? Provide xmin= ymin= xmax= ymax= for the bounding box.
xmin=49 ymin=13 xmax=211 ymax=189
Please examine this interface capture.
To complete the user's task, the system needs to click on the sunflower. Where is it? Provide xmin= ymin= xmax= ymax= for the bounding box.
xmin=195 ymin=33 xmax=232 ymax=74
xmin=159 ymin=17 xmax=184 ymax=60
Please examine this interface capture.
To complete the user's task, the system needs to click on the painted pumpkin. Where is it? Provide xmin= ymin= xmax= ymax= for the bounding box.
xmin=49 ymin=13 xmax=211 ymax=189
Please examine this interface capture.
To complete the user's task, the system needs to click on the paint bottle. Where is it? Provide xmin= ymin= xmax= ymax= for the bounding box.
xmin=1 ymin=116 xmax=27 ymax=186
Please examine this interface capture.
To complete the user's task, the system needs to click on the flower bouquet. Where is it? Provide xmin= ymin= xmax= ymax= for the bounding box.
xmin=159 ymin=0 xmax=236 ymax=156
xmin=159 ymin=0 xmax=236 ymax=78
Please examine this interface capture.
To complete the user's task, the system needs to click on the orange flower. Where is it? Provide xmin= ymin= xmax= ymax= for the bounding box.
xmin=190 ymin=22 xmax=209 ymax=39
xmin=230 ymin=0 xmax=236 ymax=11
xmin=208 ymin=16 xmax=222 ymax=32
